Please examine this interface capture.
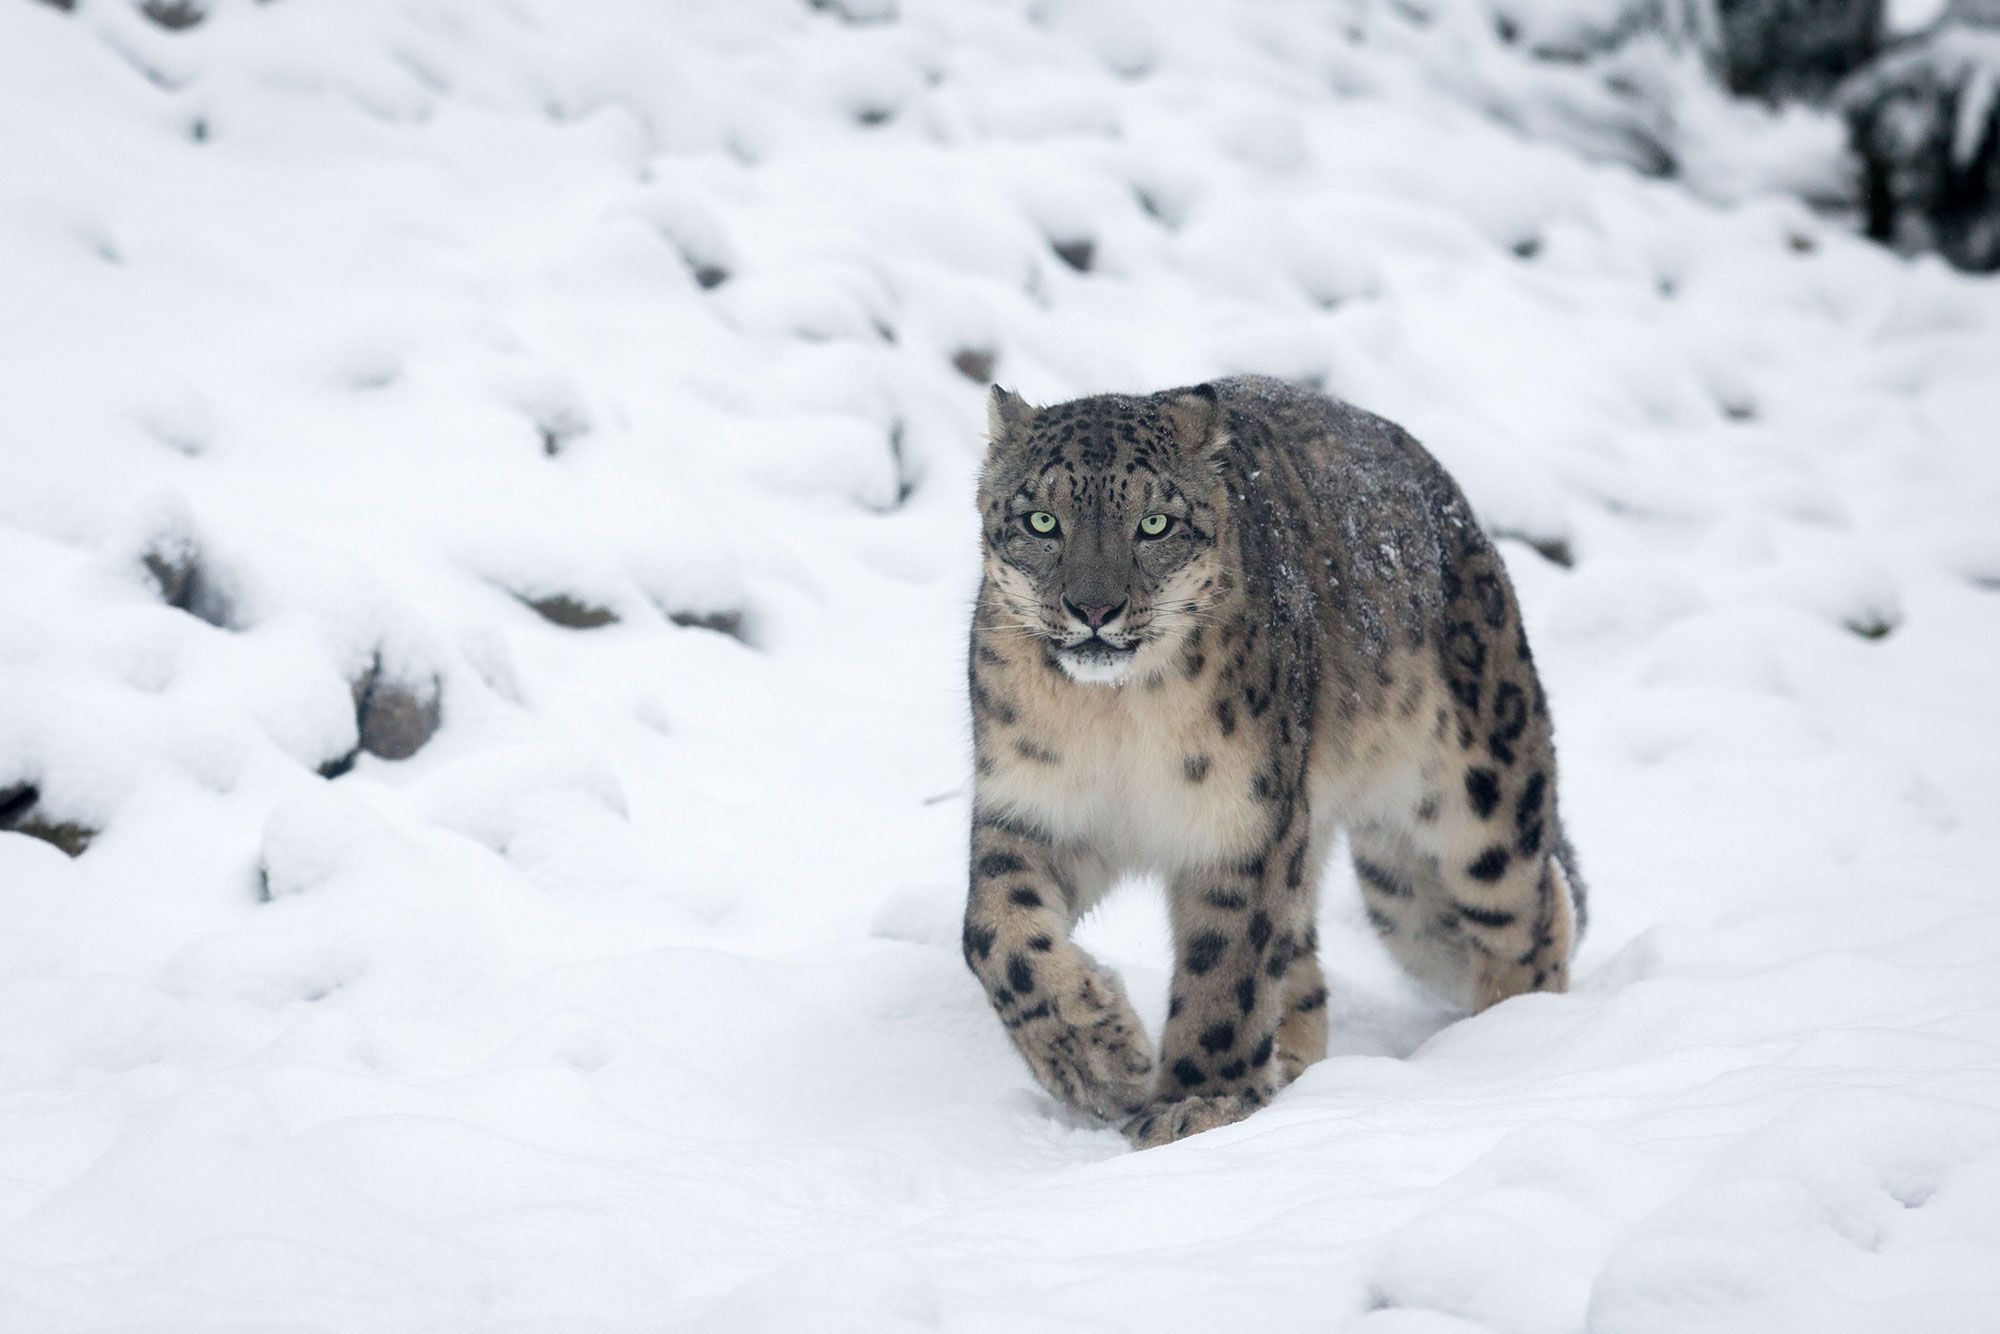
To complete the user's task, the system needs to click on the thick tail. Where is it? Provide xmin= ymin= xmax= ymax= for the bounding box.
xmin=1555 ymin=818 xmax=1587 ymax=941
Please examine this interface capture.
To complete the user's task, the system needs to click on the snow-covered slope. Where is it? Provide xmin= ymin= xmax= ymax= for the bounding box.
xmin=3 ymin=1 xmax=1999 ymax=1329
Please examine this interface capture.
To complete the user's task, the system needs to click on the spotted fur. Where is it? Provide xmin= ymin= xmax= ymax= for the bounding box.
xmin=964 ymin=377 xmax=1586 ymax=1147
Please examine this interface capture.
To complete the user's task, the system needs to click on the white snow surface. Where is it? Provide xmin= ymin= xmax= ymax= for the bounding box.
xmin=4 ymin=1 xmax=2000 ymax=1330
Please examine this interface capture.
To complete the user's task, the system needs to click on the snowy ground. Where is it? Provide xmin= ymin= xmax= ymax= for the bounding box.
xmin=4 ymin=1 xmax=2000 ymax=1330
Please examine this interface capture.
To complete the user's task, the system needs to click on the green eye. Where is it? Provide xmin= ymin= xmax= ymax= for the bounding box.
xmin=1027 ymin=511 xmax=1059 ymax=535
xmin=1138 ymin=513 xmax=1173 ymax=538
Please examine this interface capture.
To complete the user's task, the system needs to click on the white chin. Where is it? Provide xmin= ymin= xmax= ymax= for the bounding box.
xmin=1057 ymin=647 xmax=1138 ymax=686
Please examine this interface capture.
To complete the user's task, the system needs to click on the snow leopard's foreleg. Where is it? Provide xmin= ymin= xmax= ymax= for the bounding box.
xmin=963 ymin=813 xmax=1155 ymax=1123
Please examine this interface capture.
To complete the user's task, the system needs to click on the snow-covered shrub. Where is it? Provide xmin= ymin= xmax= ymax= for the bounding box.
xmin=1841 ymin=0 xmax=2000 ymax=270
xmin=1708 ymin=0 xmax=1883 ymax=101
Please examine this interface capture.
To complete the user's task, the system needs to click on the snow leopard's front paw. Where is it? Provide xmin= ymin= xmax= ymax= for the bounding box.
xmin=1122 ymin=1091 xmax=1262 ymax=1148
xmin=1005 ymin=957 xmax=1156 ymax=1122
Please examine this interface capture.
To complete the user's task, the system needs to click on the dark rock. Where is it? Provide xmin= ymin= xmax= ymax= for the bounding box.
xmin=1134 ymin=188 xmax=1183 ymax=229
xmin=665 ymin=607 xmax=750 ymax=644
xmin=0 ymin=784 xmax=35 ymax=825
xmin=346 ymin=656 xmax=442 ymax=763
xmin=142 ymin=538 xmax=235 ymax=630
xmin=143 ymin=545 xmax=196 ymax=610
xmin=952 ymin=347 xmax=997 ymax=383
xmin=1844 ymin=610 xmax=1899 ymax=639
xmin=1051 ymin=236 xmax=1096 ymax=272
xmin=316 ymin=751 xmax=357 ymax=781
xmin=360 ymin=680 xmax=441 ymax=758
xmin=1494 ymin=528 xmax=1577 ymax=568
xmin=0 ymin=784 xmax=96 ymax=858
xmin=519 ymin=593 xmax=619 ymax=629
xmin=690 ymin=261 xmax=730 ymax=290
xmin=141 ymin=0 xmax=207 ymax=31
xmin=535 ymin=406 xmax=591 ymax=457
xmin=882 ymin=419 xmax=916 ymax=511
xmin=11 ymin=818 xmax=94 ymax=858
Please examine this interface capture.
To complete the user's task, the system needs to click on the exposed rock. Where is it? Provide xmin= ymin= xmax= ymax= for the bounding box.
xmin=0 ymin=784 xmax=35 ymax=829
xmin=647 ymin=201 xmax=736 ymax=291
xmin=1051 ymin=236 xmax=1096 ymax=273
xmin=519 ymin=593 xmax=619 ymax=629
xmin=329 ymin=656 xmax=443 ymax=768
xmin=1494 ymin=528 xmax=1577 ymax=568
xmin=664 ymin=606 xmax=750 ymax=644
xmin=141 ymin=536 xmax=235 ymax=629
xmin=685 ymin=253 xmax=730 ymax=290
xmin=1134 ymin=187 xmax=1184 ymax=230
xmin=141 ymin=0 xmax=207 ymax=31
xmin=0 ymin=784 xmax=95 ymax=857
xmin=535 ymin=405 xmax=591 ymax=457
xmin=316 ymin=751 xmax=357 ymax=781
xmin=951 ymin=347 xmax=997 ymax=383
xmin=877 ymin=419 xmax=916 ymax=512
xmin=1845 ymin=610 xmax=1899 ymax=639
xmin=143 ymin=545 xmax=196 ymax=610
xmin=362 ymin=674 xmax=442 ymax=758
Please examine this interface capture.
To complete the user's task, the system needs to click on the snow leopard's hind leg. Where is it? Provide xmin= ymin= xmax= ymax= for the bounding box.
xmin=1352 ymin=820 xmax=1578 ymax=1011
xmin=963 ymin=814 xmax=1156 ymax=1122
xmin=1354 ymin=520 xmax=1584 ymax=1010
xmin=1274 ymin=947 xmax=1329 ymax=1082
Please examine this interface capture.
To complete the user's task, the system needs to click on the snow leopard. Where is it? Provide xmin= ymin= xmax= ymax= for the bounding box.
xmin=963 ymin=376 xmax=1586 ymax=1148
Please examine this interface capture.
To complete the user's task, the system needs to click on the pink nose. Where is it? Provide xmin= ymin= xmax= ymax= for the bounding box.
xmin=1065 ymin=598 xmax=1125 ymax=628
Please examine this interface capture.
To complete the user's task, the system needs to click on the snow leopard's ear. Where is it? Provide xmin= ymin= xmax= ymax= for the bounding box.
xmin=986 ymin=385 xmax=1037 ymax=451
xmin=1163 ymin=383 xmax=1228 ymax=468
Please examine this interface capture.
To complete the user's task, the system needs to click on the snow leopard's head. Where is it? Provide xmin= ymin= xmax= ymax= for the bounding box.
xmin=977 ymin=383 xmax=1231 ymax=687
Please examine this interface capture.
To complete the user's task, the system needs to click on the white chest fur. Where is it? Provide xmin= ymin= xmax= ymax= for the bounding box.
xmin=976 ymin=668 xmax=1266 ymax=874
